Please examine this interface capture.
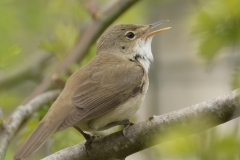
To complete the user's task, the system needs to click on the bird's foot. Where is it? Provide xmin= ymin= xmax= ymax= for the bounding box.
xmin=84 ymin=135 xmax=94 ymax=155
xmin=74 ymin=126 xmax=97 ymax=156
xmin=123 ymin=119 xmax=134 ymax=128
xmin=122 ymin=119 xmax=134 ymax=139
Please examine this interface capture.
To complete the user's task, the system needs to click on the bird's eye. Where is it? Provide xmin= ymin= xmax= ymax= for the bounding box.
xmin=126 ymin=32 xmax=135 ymax=39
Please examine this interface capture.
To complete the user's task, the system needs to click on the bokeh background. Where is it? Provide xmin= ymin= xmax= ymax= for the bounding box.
xmin=1 ymin=0 xmax=240 ymax=159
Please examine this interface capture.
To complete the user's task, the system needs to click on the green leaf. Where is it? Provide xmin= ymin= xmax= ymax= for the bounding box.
xmin=189 ymin=0 xmax=240 ymax=62
xmin=153 ymin=127 xmax=240 ymax=159
xmin=39 ymin=23 xmax=78 ymax=60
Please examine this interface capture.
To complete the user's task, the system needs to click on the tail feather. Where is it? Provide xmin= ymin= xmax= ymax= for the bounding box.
xmin=14 ymin=121 xmax=58 ymax=160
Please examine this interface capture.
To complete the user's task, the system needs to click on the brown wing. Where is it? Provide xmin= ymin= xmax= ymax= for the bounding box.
xmin=59 ymin=55 xmax=144 ymax=129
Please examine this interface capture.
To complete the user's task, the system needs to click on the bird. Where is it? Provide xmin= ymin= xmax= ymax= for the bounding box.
xmin=14 ymin=20 xmax=170 ymax=159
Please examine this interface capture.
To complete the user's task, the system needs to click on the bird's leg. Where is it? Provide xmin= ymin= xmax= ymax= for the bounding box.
xmin=73 ymin=126 xmax=95 ymax=156
xmin=74 ymin=126 xmax=93 ymax=140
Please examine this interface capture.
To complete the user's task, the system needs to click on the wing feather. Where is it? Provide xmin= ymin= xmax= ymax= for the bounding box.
xmin=59 ymin=54 xmax=145 ymax=130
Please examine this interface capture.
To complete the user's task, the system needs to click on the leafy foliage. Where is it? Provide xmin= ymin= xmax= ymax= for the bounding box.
xmin=0 ymin=1 xmax=22 ymax=69
xmin=0 ymin=45 xmax=21 ymax=69
xmin=40 ymin=23 xmax=78 ymax=60
xmin=190 ymin=0 xmax=240 ymax=61
xmin=154 ymin=125 xmax=240 ymax=160
xmin=190 ymin=0 xmax=240 ymax=89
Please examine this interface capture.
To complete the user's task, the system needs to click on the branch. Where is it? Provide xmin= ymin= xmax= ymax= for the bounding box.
xmin=83 ymin=0 xmax=98 ymax=18
xmin=23 ymin=0 xmax=141 ymax=104
xmin=0 ymin=90 xmax=61 ymax=160
xmin=42 ymin=89 xmax=240 ymax=160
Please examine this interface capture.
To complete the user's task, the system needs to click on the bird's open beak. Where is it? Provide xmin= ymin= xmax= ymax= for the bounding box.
xmin=143 ymin=20 xmax=171 ymax=38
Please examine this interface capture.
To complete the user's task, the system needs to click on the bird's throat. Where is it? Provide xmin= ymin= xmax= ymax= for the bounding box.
xmin=133 ymin=37 xmax=154 ymax=72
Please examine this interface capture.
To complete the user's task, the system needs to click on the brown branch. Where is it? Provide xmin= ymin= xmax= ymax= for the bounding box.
xmin=42 ymin=89 xmax=240 ymax=160
xmin=0 ymin=90 xmax=61 ymax=160
xmin=23 ymin=0 xmax=141 ymax=104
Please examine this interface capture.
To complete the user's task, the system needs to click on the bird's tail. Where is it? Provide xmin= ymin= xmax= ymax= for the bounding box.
xmin=14 ymin=121 xmax=59 ymax=160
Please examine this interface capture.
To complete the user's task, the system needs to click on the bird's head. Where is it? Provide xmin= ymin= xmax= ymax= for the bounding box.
xmin=96 ymin=20 xmax=171 ymax=71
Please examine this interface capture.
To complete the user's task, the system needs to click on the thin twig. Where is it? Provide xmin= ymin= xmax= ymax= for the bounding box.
xmin=84 ymin=0 xmax=99 ymax=18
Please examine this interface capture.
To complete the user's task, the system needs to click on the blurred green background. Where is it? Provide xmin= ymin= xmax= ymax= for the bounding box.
xmin=0 ymin=0 xmax=240 ymax=159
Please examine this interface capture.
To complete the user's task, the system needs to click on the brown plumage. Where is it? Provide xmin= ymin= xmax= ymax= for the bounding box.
xmin=59 ymin=53 xmax=145 ymax=130
xmin=14 ymin=21 xmax=170 ymax=159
